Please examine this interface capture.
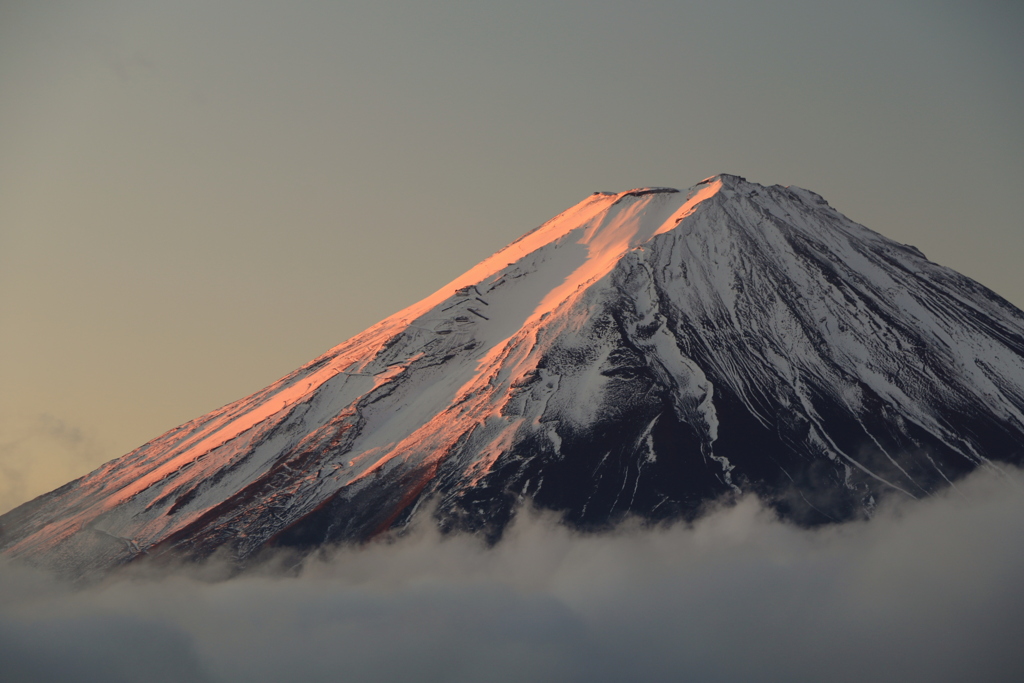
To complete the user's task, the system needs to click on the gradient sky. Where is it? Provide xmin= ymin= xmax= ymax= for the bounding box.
xmin=1 ymin=0 xmax=1022 ymax=513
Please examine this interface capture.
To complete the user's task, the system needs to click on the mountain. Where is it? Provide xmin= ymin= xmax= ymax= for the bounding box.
xmin=4 ymin=174 xmax=1024 ymax=576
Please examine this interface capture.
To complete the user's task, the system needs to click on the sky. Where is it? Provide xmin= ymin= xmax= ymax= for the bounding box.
xmin=1 ymin=0 xmax=1022 ymax=512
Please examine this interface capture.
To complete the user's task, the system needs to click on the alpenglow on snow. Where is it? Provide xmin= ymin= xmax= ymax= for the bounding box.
xmin=4 ymin=174 xmax=1024 ymax=576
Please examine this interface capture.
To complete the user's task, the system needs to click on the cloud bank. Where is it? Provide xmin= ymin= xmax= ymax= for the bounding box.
xmin=2 ymin=466 xmax=1023 ymax=683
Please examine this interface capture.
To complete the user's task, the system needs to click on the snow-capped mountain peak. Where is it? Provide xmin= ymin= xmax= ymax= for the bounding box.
xmin=4 ymin=174 xmax=1024 ymax=576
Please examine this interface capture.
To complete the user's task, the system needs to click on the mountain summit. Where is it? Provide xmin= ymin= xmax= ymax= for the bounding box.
xmin=5 ymin=174 xmax=1024 ymax=575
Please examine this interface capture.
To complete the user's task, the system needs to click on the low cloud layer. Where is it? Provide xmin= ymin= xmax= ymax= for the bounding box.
xmin=2 ymin=465 xmax=1023 ymax=683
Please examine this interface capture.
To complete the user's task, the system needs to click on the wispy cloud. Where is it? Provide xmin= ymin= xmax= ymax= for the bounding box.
xmin=0 ymin=415 xmax=108 ymax=514
xmin=2 ymin=465 xmax=1022 ymax=683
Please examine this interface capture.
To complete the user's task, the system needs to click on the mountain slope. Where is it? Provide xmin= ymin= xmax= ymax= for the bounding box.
xmin=4 ymin=174 xmax=1024 ymax=575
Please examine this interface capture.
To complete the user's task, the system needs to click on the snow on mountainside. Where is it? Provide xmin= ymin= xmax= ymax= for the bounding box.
xmin=4 ymin=174 xmax=1024 ymax=576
